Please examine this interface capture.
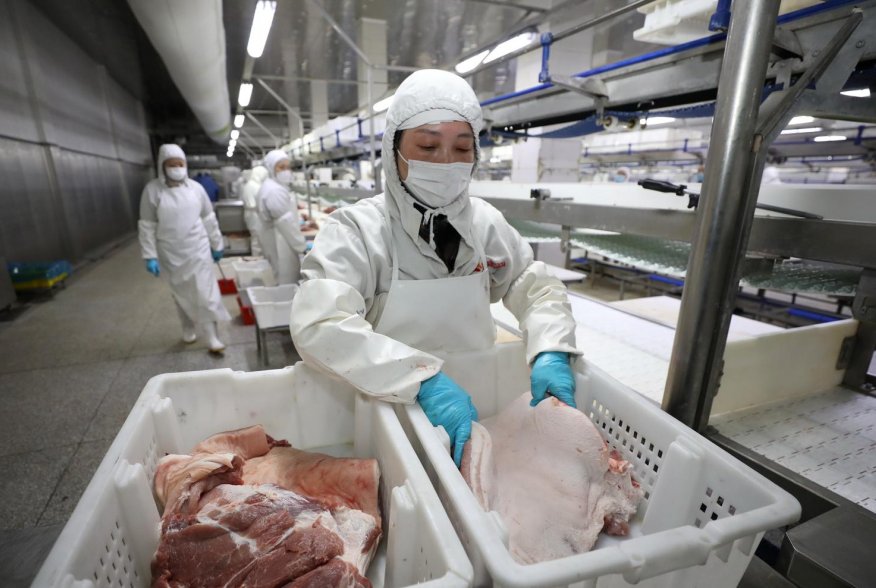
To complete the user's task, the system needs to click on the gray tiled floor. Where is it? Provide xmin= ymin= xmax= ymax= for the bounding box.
xmin=0 ymin=237 xmax=299 ymax=586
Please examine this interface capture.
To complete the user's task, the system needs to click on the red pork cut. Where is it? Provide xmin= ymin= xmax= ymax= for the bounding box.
xmin=151 ymin=425 xmax=380 ymax=587
xmin=461 ymin=393 xmax=643 ymax=564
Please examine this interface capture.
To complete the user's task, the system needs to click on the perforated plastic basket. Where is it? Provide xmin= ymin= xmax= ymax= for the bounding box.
xmin=33 ymin=364 xmax=473 ymax=588
xmin=397 ymin=356 xmax=801 ymax=588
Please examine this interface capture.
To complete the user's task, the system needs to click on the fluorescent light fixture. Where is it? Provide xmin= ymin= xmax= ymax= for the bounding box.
xmin=230 ymin=130 xmax=240 ymax=140
xmin=238 ymin=83 xmax=253 ymax=107
xmin=455 ymin=49 xmax=490 ymax=74
xmin=229 ymin=139 xmax=237 ymax=147
xmin=788 ymin=115 xmax=814 ymax=125
xmin=840 ymin=88 xmax=870 ymax=98
xmin=234 ymin=114 xmax=245 ymax=128
xmin=640 ymin=116 xmax=676 ymax=126
xmin=484 ymin=31 xmax=536 ymax=64
xmin=373 ymin=94 xmax=394 ymax=112
xmin=813 ymin=135 xmax=846 ymax=142
xmin=780 ymin=126 xmax=822 ymax=135
xmin=246 ymin=1 xmax=277 ymax=58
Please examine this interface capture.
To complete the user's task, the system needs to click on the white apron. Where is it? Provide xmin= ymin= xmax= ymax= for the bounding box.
xmin=374 ymin=203 xmax=496 ymax=371
xmin=155 ymin=186 xmax=230 ymax=324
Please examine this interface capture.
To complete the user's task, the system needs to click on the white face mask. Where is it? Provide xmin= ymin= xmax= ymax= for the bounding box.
xmin=275 ymin=169 xmax=293 ymax=185
xmin=398 ymin=152 xmax=473 ymax=209
xmin=165 ymin=166 xmax=187 ymax=182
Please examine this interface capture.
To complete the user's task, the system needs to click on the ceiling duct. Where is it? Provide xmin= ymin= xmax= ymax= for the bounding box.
xmin=127 ymin=0 xmax=231 ymax=143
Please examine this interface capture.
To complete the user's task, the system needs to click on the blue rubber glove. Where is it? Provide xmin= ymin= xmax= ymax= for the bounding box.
xmin=530 ymin=351 xmax=577 ymax=408
xmin=211 ymin=249 xmax=223 ymax=262
xmin=145 ymin=259 xmax=160 ymax=277
xmin=418 ymin=372 xmax=479 ymax=467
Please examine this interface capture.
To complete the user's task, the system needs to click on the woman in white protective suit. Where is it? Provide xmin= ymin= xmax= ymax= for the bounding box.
xmin=241 ymin=164 xmax=269 ymax=256
xmin=290 ymin=70 xmax=579 ymax=466
xmin=138 ymin=144 xmax=230 ymax=354
xmin=257 ymin=150 xmax=306 ymax=284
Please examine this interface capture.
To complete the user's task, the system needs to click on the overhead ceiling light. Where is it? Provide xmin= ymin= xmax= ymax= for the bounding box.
xmin=840 ymin=88 xmax=870 ymax=98
xmin=455 ymin=49 xmax=490 ymax=74
xmin=234 ymin=114 xmax=245 ymax=128
xmin=229 ymin=139 xmax=237 ymax=147
xmin=788 ymin=115 xmax=815 ymax=125
xmin=640 ymin=116 xmax=676 ymax=126
xmin=246 ymin=1 xmax=277 ymax=58
xmin=238 ymin=83 xmax=253 ymax=107
xmin=373 ymin=94 xmax=394 ymax=112
xmin=813 ymin=135 xmax=847 ymax=142
xmin=230 ymin=130 xmax=240 ymax=140
xmin=780 ymin=126 xmax=822 ymax=135
xmin=483 ymin=31 xmax=536 ymax=64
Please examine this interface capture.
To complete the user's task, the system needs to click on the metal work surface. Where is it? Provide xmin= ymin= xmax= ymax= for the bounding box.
xmin=712 ymin=387 xmax=876 ymax=513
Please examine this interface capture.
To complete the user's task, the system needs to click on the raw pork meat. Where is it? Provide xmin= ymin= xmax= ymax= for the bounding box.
xmin=151 ymin=425 xmax=380 ymax=587
xmin=461 ymin=393 xmax=643 ymax=564
xmin=243 ymin=446 xmax=381 ymax=524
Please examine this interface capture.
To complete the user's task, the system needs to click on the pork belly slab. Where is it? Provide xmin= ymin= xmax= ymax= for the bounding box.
xmin=151 ymin=425 xmax=380 ymax=587
xmin=461 ymin=393 xmax=643 ymax=564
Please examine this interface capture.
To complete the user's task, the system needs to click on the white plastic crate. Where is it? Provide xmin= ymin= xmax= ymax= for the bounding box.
xmin=396 ymin=351 xmax=801 ymax=588
xmin=247 ymin=284 xmax=299 ymax=328
xmin=33 ymin=364 xmax=473 ymax=588
xmin=232 ymin=258 xmax=276 ymax=288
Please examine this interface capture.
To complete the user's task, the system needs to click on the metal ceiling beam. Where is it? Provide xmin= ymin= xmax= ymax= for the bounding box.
xmin=464 ymin=0 xmax=548 ymax=13
xmin=464 ymin=0 xmax=655 ymax=79
xmin=254 ymin=74 xmax=367 ymax=86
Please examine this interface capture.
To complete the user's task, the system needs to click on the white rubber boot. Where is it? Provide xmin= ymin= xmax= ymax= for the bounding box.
xmin=204 ymin=321 xmax=226 ymax=354
xmin=176 ymin=305 xmax=197 ymax=344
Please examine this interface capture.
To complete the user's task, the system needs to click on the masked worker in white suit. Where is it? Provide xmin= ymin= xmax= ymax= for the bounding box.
xmin=138 ymin=144 xmax=230 ymax=353
xmin=241 ymin=164 xmax=269 ymax=256
xmin=290 ymin=70 xmax=579 ymax=466
xmin=257 ymin=150 xmax=306 ymax=284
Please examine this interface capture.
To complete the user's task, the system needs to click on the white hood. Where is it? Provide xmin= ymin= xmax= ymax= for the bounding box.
xmin=264 ymin=149 xmax=290 ymax=179
xmin=381 ymin=69 xmax=484 ymax=272
xmin=157 ymin=144 xmax=186 ymax=181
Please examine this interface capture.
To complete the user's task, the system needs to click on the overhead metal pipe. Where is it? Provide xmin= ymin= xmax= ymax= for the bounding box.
xmin=463 ymin=0 xmax=655 ymax=78
xmin=245 ymin=112 xmax=280 ymax=148
xmin=662 ymin=0 xmax=781 ymax=431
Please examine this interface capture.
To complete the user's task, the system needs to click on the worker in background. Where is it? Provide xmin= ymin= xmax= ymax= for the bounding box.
xmin=241 ymin=164 xmax=269 ymax=256
xmin=290 ymin=69 xmax=579 ymax=466
xmin=193 ymin=171 xmax=220 ymax=202
xmin=612 ymin=166 xmax=632 ymax=183
xmin=690 ymin=164 xmax=705 ymax=183
xmin=762 ymin=164 xmax=783 ymax=184
xmin=138 ymin=144 xmax=230 ymax=354
xmin=257 ymin=150 xmax=306 ymax=284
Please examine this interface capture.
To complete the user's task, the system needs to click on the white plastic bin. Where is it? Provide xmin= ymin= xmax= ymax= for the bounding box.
xmin=396 ymin=352 xmax=801 ymax=587
xmin=33 ymin=364 xmax=473 ymax=588
xmin=232 ymin=258 xmax=276 ymax=288
xmin=247 ymin=284 xmax=299 ymax=328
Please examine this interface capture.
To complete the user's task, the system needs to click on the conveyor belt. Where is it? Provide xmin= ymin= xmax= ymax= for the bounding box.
xmin=508 ymin=219 xmax=860 ymax=295
xmin=712 ymin=389 xmax=876 ymax=514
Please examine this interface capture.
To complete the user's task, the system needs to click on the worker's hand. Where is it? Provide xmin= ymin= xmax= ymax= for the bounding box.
xmin=530 ymin=351 xmax=577 ymax=409
xmin=418 ymin=372 xmax=479 ymax=467
xmin=145 ymin=258 xmax=160 ymax=277
xmin=211 ymin=249 xmax=223 ymax=262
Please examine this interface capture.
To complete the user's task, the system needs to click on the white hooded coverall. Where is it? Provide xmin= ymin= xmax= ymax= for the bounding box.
xmin=289 ymin=69 xmax=578 ymax=403
xmin=257 ymin=150 xmax=306 ymax=284
xmin=138 ymin=144 xmax=230 ymax=324
xmin=242 ymin=165 xmax=269 ymax=256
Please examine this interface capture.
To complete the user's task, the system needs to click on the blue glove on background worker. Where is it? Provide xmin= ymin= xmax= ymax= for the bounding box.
xmin=211 ymin=249 xmax=223 ymax=262
xmin=418 ymin=372 xmax=478 ymax=467
xmin=530 ymin=351 xmax=577 ymax=408
xmin=145 ymin=258 xmax=160 ymax=277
